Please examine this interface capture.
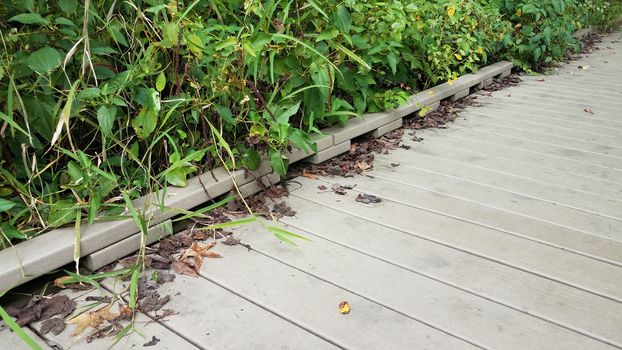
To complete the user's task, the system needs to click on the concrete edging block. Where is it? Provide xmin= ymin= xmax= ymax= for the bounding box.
xmin=309 ymin=141 xmax=351 ymax=164
xmin=450 ymin=88 xmax=470 ymax=101
xmin=371 ymin=119 xmax=403 ymax=138
xmin=474 ymin=61 xmax=513 ymax=82
xmin=82 ymin=220 xmax=173 ymax=271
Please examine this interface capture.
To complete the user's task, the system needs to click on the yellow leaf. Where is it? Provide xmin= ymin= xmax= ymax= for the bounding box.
xmin=516 ymin=8 xmax=522 ymax=17
xmin=66 ymin=303 xmax=118 ymax=335
xmin=338 ymin=301 xmax=351 ymax=314
xmin=477 ymin=47 xmax=483 ymax=55
xmin=454 ymin=53 xmax=463 ymax=61
xmin=447 ymin=7 xmax=456 ymax=17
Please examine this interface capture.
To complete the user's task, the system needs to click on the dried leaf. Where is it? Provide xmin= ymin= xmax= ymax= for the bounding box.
xmin=338 ymin=301 xmax=351 ymax=314
xmin=66 ymin=303 xmax=118 ymax=336
xmin=584 ymin=108 xmax=594 ymax=114
xmin=171 ymin=260 xmax=198 ymax=277
xmin=144 ymin=336 xmax=161 ymax=347
xmin=54 ymin=276 xmax=74 ymax=288
xmin=355 ymin=194 xmax=382 ymax=204
xmin=40 ymin=317 xmax=65 ymax=335
xmin=301 ymin=169 xmax=318 ymax=180
xmin=191 ymin=242 xmax=223 ymax=259
xmin=317 ymin=185 xmax=328 ymax=191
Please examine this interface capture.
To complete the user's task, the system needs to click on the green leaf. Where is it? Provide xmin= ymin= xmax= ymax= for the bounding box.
xmin=387 ymin=52 xmax=397 ymax=75
xmin=77 ymin=87 xmax=101 ymax=99
xmin=165 ymin=167 xmax=188 ymax=187
xmin=0 ymin=198 xmax=16 ymax=213
xmin=156 ymin=72 xmax=166 ymax=92
xmin=316 ymin=29 xmax=340 ymax=42
xmin=97 ymin=105 xmax=117 ymax=136
xmin=241 ymin=149 xmax=261 ymax=170
xmin=59 ymin=0 xmax=78 ymax=15
xmin=132 ymin=107 xmax=158 ymax=139
xmin=276 ymin=101 xmax=301 ymax=123
xmin=27 ymin=47 xmax=62 ymax=74
xmin=9 ymin=13 xmax=48 ymax=25
xmin=269 ymin=149 xmax=289 ymax=177
xmin=0 ymin=223 xmax=25 ymax=240
xmin=48 ymin=199 xmax=76 ymax=227
xmin=334 ymin=6 xmax=352 ymax=33
xmin=214 ymin=104 xmax=235 ymax=124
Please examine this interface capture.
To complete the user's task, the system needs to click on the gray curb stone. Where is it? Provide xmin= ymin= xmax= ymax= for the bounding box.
xmin=82 ymin=220 xmax=173 ymax=271
xmin=372 ymin=119 xmax=403 ymax=138
xmin=310 ymin=140 xmax=351 ymax=164
xmin=450 ymin=88 xmax=470 ymax=101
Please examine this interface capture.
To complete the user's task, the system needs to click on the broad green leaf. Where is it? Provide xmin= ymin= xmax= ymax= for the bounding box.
xmin=334 ymin=6 xmax=351 ymax=33
xmin=132 ymin=107 xmax=158 ymax=139
xmin=156 ymin=72 xmax=166 ymax=92
xmin=242 ymin=39 xmax=256 ymax=57
xmin=187 ymin=34 xmax=204 ymax=58
xmin=9 ymin=13 xmax=48 ymax=25
xmin=48 ymin=199 xmax=76 ymax=227
xmin=27 ymin=47 xmax=62 ymax=74
xmin=0 ymin=223 xmax=25 ymax=240
xmin=165 ymin=167 xmax=187 ymax=187
xmin=276 ymin=101 xmax=301 ymax=123
xmin=269 ymin=149 xmax=289 ymax=177
xmin=214 ymin=104 xmax=235 ymax=124
xmin=241 ymin=149 xmax=261 ymax=170
xmin=316 ymin=29 xmax=340 ymax=42
xmin=59 ymin=0 xmax=78 ymax=15
xmin=387 ymin=52 xmax=397 ymax=75
xmin=77 ymin=87 xmax=101 ymax=99
xmin=97 ymin=105 xmax=117 ymax=135
xmin=0 ymin=198 xmax=16 ymax=212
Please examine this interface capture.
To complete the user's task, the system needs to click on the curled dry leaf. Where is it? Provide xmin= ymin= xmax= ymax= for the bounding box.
xmin=66 ymin=303 xmax=118 ymax=336
xmin=355 ymin=194 xmax=382 ymax=204
xmin=173 ymin=242 xmax=223 ymax=276
xmin=338 ymin=301 xmax=351 ymax=315
xmin=584 ymin=108 xmax=594 ymax=114
xmin=301 ymin=169 xmax=318 ymax=180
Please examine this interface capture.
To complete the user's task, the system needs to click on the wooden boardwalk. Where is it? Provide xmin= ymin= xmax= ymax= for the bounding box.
xmin=8 ymin=33 xmax=622 ymax=349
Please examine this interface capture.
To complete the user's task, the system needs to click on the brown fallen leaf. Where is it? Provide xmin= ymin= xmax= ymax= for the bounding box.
xmin=338 ymin=301 xmax=351 ymax=315
xmin=317 ymin=185 xmax=328 ymax=191
xmin=301 ymin=169 xmax=318 ymax=180
xmin=171 ymin=260 xmax=198 ymax=277
xmin=40 ymin=317 xmax=65 ymax=335
xmin=7 ymin=295 xmax=76 ymax=326
xmin=66 ymin=303 xmax=118 ymax=336
xmin=584 ymin=108 xmax=594 ymax=115
xmin=144 ymin=336 xmax=161 ymax=347
xmin=355 ymin=193 xmax=382 ymax=204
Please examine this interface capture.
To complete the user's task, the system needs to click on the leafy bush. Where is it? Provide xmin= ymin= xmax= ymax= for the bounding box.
xmin=494 ymin=0 xmax=580 ymax=68
xmin=0 ymin=0 xmax=620 ymax=248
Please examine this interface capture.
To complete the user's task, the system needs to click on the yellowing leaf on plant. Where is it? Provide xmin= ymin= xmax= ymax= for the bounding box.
xmin=454 ymin=53 xmax=463 ymax=61
xmin=53 ymin=276 xmax=74 ymax=288
xmin=477 ymin=47 xmax=483 ymax=55
xmin=338 ymin=301 xmax=351 ymax=314
xmin=516 ymin=8 xmax=522 ymax=17
xmin=447 ymin=7 xmax=456 ymax=17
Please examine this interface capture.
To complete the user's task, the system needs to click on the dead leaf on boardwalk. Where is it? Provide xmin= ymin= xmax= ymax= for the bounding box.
xmin=174 ymin=242 xmax=223 ymax=276
xmin=536 ymin=79 xmax=545 ymax=82
xmin=6 ymin=295 xmax=76 ymax=326
xmin=144 ymin=336 xmax=161 ymax=347
xmin=317 ymin=185 xmax=328 ymax=191
xmin=301 ymin=169 xmax=318 ymax=180
xmin=40 ymin=317 xmax=65 ymax=335
xmin=66 ymin=303 xmax=118 ymax=335
xmin=584 ymin=108 xmax=594 ymax=115
xmin=355 ymin=194 xmax=382 ymax=204
xmin=338 ymin=301 xmax=351 ymax=314
xmin=171 ymin=260 xmax=198 ymax=277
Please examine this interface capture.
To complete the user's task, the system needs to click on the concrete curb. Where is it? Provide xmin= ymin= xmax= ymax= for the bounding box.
xmin=0 ymin=60 xmax=513 ymax=292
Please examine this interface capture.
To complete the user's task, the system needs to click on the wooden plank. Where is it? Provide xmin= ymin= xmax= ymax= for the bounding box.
xmin=101 ymin=271 xmax=337 ymax=350
xmin=457 ymin=111 xmax=622 ymax=147
xmin=365 ymin=160 xmax=622 ymax=241
xmin=431 ymin=126 xmax=622 ymax=170
xmin=220 ymin=221 xmax=617 ymax=350
xmin=197 ymin=243 xmax=478 ymax=350
xmin=274 ymin=197 xmax=622 ymax=347
xmin=373 ymin=152 xmax=622 ymax=220
xmin=0 ymin=324 xmax=51 ymax=350
xmin=452 ymin=117 xmax=622 ymax=157
xmin=288 ymin=177 xmax=622 ymax=302
xmin=388 ymin=140 xmax=622 ymax=199
xmin=413 ymin=129 xmax=622 ymax=184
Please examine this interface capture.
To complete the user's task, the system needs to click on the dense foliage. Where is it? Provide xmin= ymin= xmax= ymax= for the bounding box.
xmin=0 ymin=0 xmax=620 ymax=247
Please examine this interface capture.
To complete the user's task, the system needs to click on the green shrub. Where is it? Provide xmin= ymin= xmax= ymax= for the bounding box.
xmin=0 ymin=0 xmax=620 ymax=247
